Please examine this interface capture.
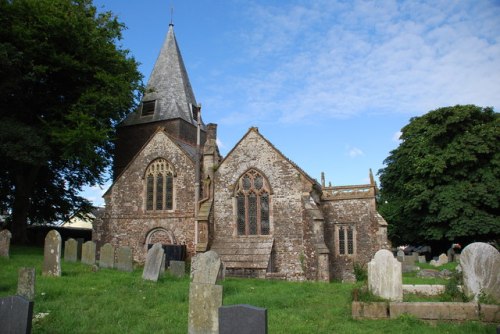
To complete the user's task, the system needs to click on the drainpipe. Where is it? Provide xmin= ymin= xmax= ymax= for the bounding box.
xmin=194 ymin=104 xmax=201 ymax=246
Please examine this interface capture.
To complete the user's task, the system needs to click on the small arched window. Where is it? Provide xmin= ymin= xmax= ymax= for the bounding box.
xmin=235 ymin=169 xmax=271 ymax=236
xmin=145 ymin=158 xmax=174 ymax=211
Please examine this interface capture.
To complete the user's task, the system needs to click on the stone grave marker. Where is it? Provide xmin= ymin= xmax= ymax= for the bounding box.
xmin=99 ymin=243 xmax=115 ymax=269
xmin=190 ymin=250 xmax=223 ymax=284
xmin=368 ymin=249 xmax=402 ymax=301
xmin=396 ymin=249 xmax=404 ymax=263
xmin=188 ymin=283 xmax=223 ymax=334
xmin=17 ymin=267 xmax=36 ymax=301
xmin=460 ymin=242 xmax=500 ymax=302
xmin=142 ymin=243 xmax=164 ymax=281
xmin=438 ymin=253 xmax=448 ymax=265
xmin=219 ymin=304 xmax=267 ymax=334
xmin=0 ymin=229 xmax=12 ymax=258
xmin=418 ymin=255 xmax=426 ymax=264
xmin=170 ymin=260 xmax=186 ymax=278
xmin=64 ymin=238 xmax=78 ymax=262
xmin=0 ymin=295 xmax=34 ymax=334
xmin=188 ymin=251 xmax=225 ymax=334
xmin=43 ymin=230 xmax=62 ymax=277
xmin=82 ymin=241 xmax=96 ymax=265
xmin=116 ymin=246 xmax=133 ymax=272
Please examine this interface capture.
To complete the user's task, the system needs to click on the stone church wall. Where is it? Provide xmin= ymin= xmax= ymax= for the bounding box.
xmin=214 ymin=129 xmax=317 ymax=280
xmin=95 ymin=130 xmax=198 ymax=263
xmin=322 ymin=197 xmax=380 ymax=281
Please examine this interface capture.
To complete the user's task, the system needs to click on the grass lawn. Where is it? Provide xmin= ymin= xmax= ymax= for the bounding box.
xmin=0 ymin=246 xmax=496 ymax=333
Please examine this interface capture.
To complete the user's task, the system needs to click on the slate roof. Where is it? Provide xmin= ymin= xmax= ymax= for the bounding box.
xmin=120 ymin=24 xmax=205 ymax=129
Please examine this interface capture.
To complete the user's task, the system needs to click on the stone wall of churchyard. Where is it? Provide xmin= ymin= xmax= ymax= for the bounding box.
xmin=322 ymin=197 xmax=380 ymax=281
xmin=213 ymin=128 xmax=318 ymax=280
xmin=94 ymin=130 xmax=197 ymax=263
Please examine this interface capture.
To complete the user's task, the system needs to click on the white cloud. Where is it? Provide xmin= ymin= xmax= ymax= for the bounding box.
xmin=210 ymin=0 xmax=500 ymax=124
xmin=392 ymin=131 xmax=402 ymax=142
xmin=347 ymin=146 xmax=364 ymax=158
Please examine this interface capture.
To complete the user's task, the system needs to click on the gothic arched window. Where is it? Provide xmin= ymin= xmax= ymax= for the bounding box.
xmin=145 ymin=158 xmax=174 ymax=211
xmin=235 ymin=169 xmax=271 ymax=236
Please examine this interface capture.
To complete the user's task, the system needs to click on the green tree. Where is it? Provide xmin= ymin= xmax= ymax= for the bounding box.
xmin=0 ymin=0 xmax=142 ymax=243
xmin=378 ymin=105 xmax=499 ymax=247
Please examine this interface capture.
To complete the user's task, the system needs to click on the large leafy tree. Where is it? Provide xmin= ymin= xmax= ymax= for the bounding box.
xmin=378 ymin=105 xmax=499 ymax=247
xmin=0 ymin=0 xmax=142 ymax=243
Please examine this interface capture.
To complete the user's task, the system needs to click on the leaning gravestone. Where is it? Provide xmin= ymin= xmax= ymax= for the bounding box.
xmin=99 ymin=243 xmax=115 ymax=269
xmin=82 ymin=241 xmax=96 ymax=265
xmin=64 ymin=238 xmax=78 ymax=262
xmin=219 ymin=304 xmax=268 ymax=334
xmin=170 ymin=260 xmax=186 ymax=278
xmin=460 ymin=242 xmax=500 ymax=302
xmin=368 ymin=249 xmax=402 ymax=301
xmin=142 ymin=243 xmax=165 ymax=282
xmin=190 ymin=250 xmax=223 ymax=284
xmin=43 ymin=230 xmax=62 ymax=277
xmin=0 ymin=295 xmax=34 ymax=334
xmin=0 ymin=229 xmax=12 ymax=258
xmin=17 ymin=267 xmax=36 ymax=301
xmin=116 ymin=246 xmax=133 ymax=272
xmin=188 ymin=251 xmax=224 ymax=334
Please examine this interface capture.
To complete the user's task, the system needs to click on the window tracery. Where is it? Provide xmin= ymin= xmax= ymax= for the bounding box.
xmin=145 ymin=158 xmax=174 ymax=211
xmin=235 ymin=169 xmax=271 ymax=236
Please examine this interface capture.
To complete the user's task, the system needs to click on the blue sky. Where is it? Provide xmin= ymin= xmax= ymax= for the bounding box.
xmin=83 ymin=0 xmax=500 ymax=206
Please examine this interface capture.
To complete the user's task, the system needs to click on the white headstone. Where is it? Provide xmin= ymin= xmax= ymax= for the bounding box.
xmin=437 ymin=253 xmax=448 ymax=265
xmin=142 ymin=243 xmax=164 ymax=282
xmin=368 ymin=249 xmax=402 ymax=301
xmin=42 ymin=230 xmax=62 ymax=277
xmin=460 ymin=242 xmax=500 ymax=302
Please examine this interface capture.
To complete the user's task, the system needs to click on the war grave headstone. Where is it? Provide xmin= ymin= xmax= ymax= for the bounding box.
xmin=0 ymin=229 xmax=12 ymax=258
xmin=170 ymin=260 xmax=186 ymax=278
xmin=0 ymin=295 xmax=34 ymax=334
xmin=116 ymin=246 xmax=133 ymax=272
xmin=99 ymin=243 xmax=115 ymax=269
xmin=219 ymin=304 xmax=268 ymax=334
xmin=17 ymin=267 xmax=36 ymax=301
xmin=368 ymin=249 xmax=402 ymax=301
xmin=142 ymin=243 xmax=164 ymax=281
xmin=460 ymin=242 xmax=500 ymax=302
xmin=42 ymin=230 xmax=61 ymax=277
xmin=81 ymin=241 xmax=96 ymax=265
xmin=64 ymin=238 xmax=78 ymax=262
xmin=188 ymin=251 xmax=224 ymax=334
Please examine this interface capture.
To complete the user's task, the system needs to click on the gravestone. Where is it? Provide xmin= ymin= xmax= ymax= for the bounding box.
xmin=188 ymin=251 xmax=225 ymax=334
xmin=418 ymin=255 xmax=426 ymax=264
xmin=116 ymin=246 xmax=133 ymax=272
xmin=188 ymin=283 xmax=223 ymax=334
xmin=219 ymin=304 xmax=267 ymax=334
xmin=43 ymin=230 xmax=62 ymax=277
xmin=438 ymin=253 xmax=448 ymax=265
xmin=64 ymin=238 xmax=78 ymax=262
xmin=17 ymin=267 xmax=36 ymax=301
xmin=76 ymin=238 xmax=84 ymax=260
xmin=99 ymin=243 xmax=115 ymax=269
xmin=396 ymin=249 xmax=405 ymax=263
xmin=0 ymin=229 xmax=12 ymax=258
xmin=460 ymin=242 xmax=500 ymax=302
xmin=82 ymin=241 xmax=96 ymax=265
xmin=0 ymin=295 xmax=34 ymax=334
xmin=190 ymin=250 xmax=223 ymax=284
xmin=368 ymin=249 xmax=402 ymax=301
xmin=170 ymin=260 xmax=186 ymax=278
xmin=142 ymin=243 xmax=164 ymax=281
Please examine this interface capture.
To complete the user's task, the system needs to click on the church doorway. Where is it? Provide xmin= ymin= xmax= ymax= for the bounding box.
xmin=145 ymin=227 xmax=186 ymax=266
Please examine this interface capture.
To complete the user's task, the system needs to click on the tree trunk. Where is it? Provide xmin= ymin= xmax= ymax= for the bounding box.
xmin=11 ymin=165 xmax=39 ymax=244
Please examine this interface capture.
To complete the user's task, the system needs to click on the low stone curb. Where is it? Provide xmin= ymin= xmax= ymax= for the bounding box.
xmin=352 ymin=301 xmax=499 ymax=323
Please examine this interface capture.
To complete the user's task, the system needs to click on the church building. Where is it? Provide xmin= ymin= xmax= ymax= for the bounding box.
xmin=93 ymin=23 xmax=388 ymax=281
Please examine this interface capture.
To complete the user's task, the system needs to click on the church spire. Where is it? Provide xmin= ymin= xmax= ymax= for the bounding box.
xmin=120 ymin=23 xmax=201 ymax=128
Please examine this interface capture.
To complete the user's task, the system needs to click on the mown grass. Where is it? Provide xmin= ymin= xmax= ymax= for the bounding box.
xmin=0 ymin=246 xmax=496 ymax=334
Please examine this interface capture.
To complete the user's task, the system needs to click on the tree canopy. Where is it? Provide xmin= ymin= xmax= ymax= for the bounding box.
xmin=0 ymin=0 xmax=142 ymax=242
xmin=378 ymin=105 xmax=499 ymax=247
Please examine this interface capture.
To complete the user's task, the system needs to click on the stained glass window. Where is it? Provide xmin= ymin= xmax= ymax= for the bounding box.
xmin=145 ymin=159 xmax=175 ymax=211
xmin=235 ymin=169 xmax=271 ymax=236
xmin=337 ymin=225 xmax=355 ymax=256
